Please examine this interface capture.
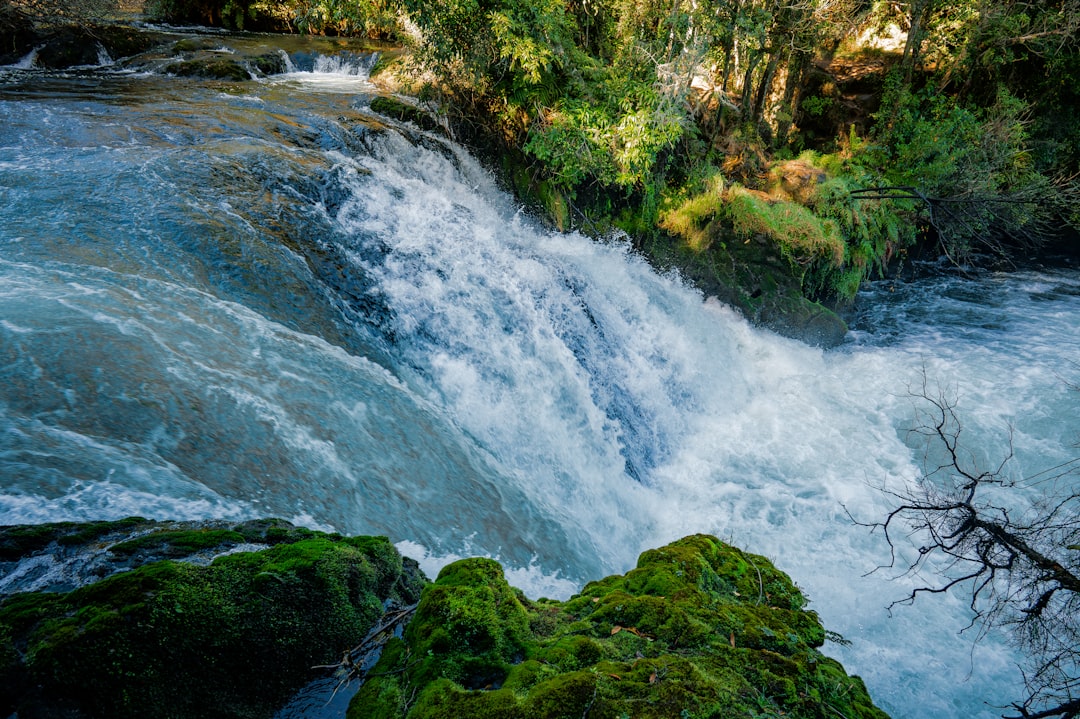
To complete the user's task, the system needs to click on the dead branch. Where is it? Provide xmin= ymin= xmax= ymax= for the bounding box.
xmin=849 ymin=375 xmax=1080 ymax=719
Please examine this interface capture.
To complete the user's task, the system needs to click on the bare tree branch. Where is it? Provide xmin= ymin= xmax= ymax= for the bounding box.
xmin=849 ymin=375 xmax=1080 ymax=719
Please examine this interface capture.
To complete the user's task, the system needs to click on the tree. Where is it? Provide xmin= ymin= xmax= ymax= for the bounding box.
xmin=851 ymin=379 xmax=1080 ymax=719
xmin=864 ymin=77 xmax=1080 ymax=265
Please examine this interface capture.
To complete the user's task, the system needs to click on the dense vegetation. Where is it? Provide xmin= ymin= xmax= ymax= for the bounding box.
xmin=5 ymin=0 xmax=1076 ymax=332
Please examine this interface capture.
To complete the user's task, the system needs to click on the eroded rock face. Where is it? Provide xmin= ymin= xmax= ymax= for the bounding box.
xmin=350 ymin=534 xmax=889 ymax=719
xmin=0 ymin=7 xmax=38 ymax=64
xmin=0 ymin=518 xmax=425 ymax=719
xmin=29 ymin=25 xmax=169 ymax=69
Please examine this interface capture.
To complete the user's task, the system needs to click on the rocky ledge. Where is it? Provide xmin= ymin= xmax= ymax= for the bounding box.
xmin=0 ymin=520 xmax=888 ymax=719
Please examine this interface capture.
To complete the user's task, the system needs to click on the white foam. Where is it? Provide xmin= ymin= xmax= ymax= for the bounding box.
xmin=266 ymin=52 xmax=378 ymax=93
xmin=331 ymin=133 xmax=1080 ymax=718
xmin=394 ymin=540 xmax=581 ymax=600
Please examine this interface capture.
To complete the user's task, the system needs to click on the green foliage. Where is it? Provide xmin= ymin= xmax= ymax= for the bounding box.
xmin=288 ymin=0 xmax=400 ymax=35
xmin=800 ymin=94 xmax=834 ymax=118
xmin=871 ymin=75 xmax=1058 ymax=260
xmin=726 ymin=186 xmax=845 ymax=268
xmin=657 ymin=176 xmax=725 ymax=252
xmin=524 ymin=85 xmax=686 ymax=195
xmin=145 ymin=0 xmax=402 ymax=35
xmin=402 ymin=0 xmax=573 ymax=92
xmin=349 ymin=534 xmax=888 ymax=719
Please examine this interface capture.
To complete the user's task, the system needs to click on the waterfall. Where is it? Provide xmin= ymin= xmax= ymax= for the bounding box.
xmin=2 ymin=35 xmax=1078 ymax=719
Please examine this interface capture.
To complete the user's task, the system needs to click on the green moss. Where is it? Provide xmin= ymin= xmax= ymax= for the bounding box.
xmin=108 ymin=528 xmax=246 ymax=557
xmin=0 ymin=524 xmax=75 ymax=561
xmin=0 ymin=517 xmax=151 ymax=561
xmin=0 ymin=530 xmax=425 ymax=719
xmin=1 ymin=527 xmax=882 ymax=719
xmin=173 ymin=38 xmax=211 ymax=52
xmin=234 ymin=517 xmax=320 ymax=544
xmin=349 ymin=534 xmax=887 ymax=719
xmin=166 ymin=58 xmax=251 ymax=81
xmin=725 ymin=186 xmax=845 ymax=268
xmin=370 ymin=95 xmax=444 ymax=134
xmin=658 ymin=177 xmax=726 ymax=252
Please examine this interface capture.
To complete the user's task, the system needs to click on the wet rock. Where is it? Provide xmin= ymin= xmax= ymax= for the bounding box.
xmin=0 ymin=7 xmax=39 ymax=65
xmin=645 ymin=229 xmax=849 ymax=348
xmin=165 ymin=50 xmax=286 ymax=80
xmin=350 ymin=534 xmax=889 ymax=719
xmin=34 ymin=25 xmax=167 ymax=69
xmin=167 ymin=55 xmax=253 ymax=80
xmin=0 ymin=518 xmax=425 ymax=719
xmin=249 ymin=51 xmax=286 ymax=75
xmin=369 ymin=95 xmax=445 ymax=135
xmin=1 ymin=526 xmax=886 ymax=718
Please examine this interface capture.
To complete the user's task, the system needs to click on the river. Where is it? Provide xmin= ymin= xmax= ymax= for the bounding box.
xmin=1 ymin=28 xmax=1078 ymax=719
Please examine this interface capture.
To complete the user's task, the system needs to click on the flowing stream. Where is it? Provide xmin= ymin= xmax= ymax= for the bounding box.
xmin=2 ymin=29 xmax=1078 ymax=719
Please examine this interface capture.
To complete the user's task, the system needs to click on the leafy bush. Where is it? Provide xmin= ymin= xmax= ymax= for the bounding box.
xmin=870 ymin=75 xmax=1056 ymax=260
xmin=726 ymin=186 xmax=845 ymax=268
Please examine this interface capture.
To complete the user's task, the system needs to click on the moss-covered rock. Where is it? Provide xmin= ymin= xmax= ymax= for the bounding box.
xmin=166 ymin=56 xmax=254 ymax=81
xmin=645 ymin=222 xmax=849 ymax=348
xmin=0 ymin=517 xmax=151 ymax=562
xmin=32 ymin=25 xmax=169 ymax=69
xmin=349 ymin=534 xmax=888 ymax=719
xmin=0 ymin=519 xmax=425 ymax=719
xmin=162 ymin=51 xmax=287 ymax=80
xmin=369 ymin=95 xmax=446 ymax=135
xmin=1 ymin=528 xmax=884 ymax=719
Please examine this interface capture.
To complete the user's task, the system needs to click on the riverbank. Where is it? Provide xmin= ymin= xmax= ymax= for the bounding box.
xmin=6 ymin=12 xmax=1076 ymax=347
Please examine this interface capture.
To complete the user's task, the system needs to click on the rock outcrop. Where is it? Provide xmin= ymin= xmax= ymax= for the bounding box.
xmin=350 ymin=534 xmax=888 ymax=719
xmin=0 ymin=524 xmax=887 ymax=719
xmin=0 ymin=518 xmax=425 ymax=719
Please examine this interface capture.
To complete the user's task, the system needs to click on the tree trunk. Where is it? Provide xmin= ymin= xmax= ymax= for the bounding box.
xmin=901 ymin=0 xmax=934 ymax=82
xmin=775 ymin=51 xmax=808 ymax=147
xmin=751 ymin=47 xmax=783 ymax=123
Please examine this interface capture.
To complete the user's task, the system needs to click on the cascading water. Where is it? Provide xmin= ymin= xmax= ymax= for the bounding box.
xmin=2 ymin=30 xmax=1078 ymax=719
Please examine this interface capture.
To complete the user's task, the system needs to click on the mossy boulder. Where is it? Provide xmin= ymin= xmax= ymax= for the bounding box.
xmin=32 ymin=25 xmax=168 ymax=69
xmin=0 ymin=519 xmax=426 ymax=719
xmin=645 ymin=223 xmax=849 ymax=348
xmin=349 ymin=534 xmax=888 ymax=719
xmin=167 ymin=56 xmax=253 ymax=81
xmin=369 ymin=95 xmax=446 ymax=135
xmin=0 ymin=516 xmax=150 ymax=562
xmin=164 ymin=51 xmax=287 ymax=81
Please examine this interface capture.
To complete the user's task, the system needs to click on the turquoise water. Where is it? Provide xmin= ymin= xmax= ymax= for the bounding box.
xmin=2 ymin=31 xmax=1078 ymax=718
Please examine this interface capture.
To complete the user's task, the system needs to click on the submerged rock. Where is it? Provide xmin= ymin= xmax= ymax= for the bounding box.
xmin=350 ymin=534 xmax=888 ymax=719
xmin=0 ymin=518 xmax=425 ymax=719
